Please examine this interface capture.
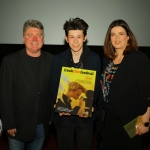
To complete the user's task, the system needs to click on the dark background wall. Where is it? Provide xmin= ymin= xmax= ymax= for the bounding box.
xmin=0 ymin=44 xmax=150 ymax=65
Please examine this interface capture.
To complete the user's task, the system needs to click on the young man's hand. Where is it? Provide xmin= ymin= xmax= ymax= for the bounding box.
xmin=59 ymin=112 xmax=71 ymax=116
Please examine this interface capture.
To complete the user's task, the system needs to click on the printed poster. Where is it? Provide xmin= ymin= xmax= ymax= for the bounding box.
xmin=55 ymin=67 xmax=96 ymax=117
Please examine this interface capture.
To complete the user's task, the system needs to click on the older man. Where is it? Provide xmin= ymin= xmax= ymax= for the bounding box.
xmin=0 ymin=20 xmax=53 ymax=150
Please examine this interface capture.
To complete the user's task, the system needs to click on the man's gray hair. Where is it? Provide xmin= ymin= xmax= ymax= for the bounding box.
xmin=23 ymin=19 xmax=44 ymax=36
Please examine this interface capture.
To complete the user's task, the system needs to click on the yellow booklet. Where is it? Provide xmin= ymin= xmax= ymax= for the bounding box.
xmin=55 ymin=67 xmax=96 ymax=117
xmin=123 ymin=116 xmax=140 ymax=138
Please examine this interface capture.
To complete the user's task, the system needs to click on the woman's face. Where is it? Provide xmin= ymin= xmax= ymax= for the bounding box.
xmin=110 ymin=26 xmax=129 ymax=52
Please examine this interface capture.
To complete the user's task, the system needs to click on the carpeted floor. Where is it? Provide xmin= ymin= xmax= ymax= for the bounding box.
xmin=0 ymin=123 xmax=150 ymax=150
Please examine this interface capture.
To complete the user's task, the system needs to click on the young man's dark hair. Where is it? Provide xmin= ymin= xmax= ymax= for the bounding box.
xmin=63 ymin=17 xmax=89 ymax=36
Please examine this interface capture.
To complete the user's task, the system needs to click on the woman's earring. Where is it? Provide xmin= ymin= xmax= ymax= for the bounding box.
xmin=126 ymin=40 xmax=129 ymax=46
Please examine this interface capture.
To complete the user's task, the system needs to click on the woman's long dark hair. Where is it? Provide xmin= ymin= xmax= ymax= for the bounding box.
xmin=104 ymin=19 xmax=138 ymax=60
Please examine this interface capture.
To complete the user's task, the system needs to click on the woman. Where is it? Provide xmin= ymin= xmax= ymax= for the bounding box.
xmin=100 ymin=19 xmax=150 ymax=149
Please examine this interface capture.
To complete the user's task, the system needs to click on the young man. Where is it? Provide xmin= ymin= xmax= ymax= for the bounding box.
xmin=50 ymin=17 xmax=101 ymax=150
xmin=0 ymin=20 xmax=53 ymax=150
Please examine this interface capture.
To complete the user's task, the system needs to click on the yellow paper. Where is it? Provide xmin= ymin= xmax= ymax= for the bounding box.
xmin=123 ymin=116 xmax=140 ymax=138
xmin=55 ymin=67 xmax=96 ymax=117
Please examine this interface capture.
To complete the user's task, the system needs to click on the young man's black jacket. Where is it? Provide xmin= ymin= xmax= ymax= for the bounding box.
xmin=50 ymin=45 xmax=101 ymax=123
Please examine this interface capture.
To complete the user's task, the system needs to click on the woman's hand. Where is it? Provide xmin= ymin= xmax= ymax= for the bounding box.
xmin=136 ymin=123 xmax=149 ymax=135
xmin=136 ymin=107 xmax=150 ymax=135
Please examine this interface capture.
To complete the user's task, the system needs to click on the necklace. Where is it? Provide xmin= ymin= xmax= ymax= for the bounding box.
xmin=72 ymin=52 xmax=83 ymax=68
xmin=73 ymin=61 xmax=83 ymax=68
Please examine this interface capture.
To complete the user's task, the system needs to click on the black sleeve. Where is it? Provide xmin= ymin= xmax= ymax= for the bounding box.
xmin=0 ymin=57 xmax=16 ymax=130
xmin=50 ymin=55 xmax=62 ymax=104
xmin=131 ymin=51 xmax=150 ymax=114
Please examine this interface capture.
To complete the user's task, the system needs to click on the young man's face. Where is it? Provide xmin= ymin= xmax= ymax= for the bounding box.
xmin=65 ymin=30 xmax=87 ymax=52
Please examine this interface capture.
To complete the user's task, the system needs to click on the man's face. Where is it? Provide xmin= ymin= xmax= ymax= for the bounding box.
xmin=65 ymin=30 xmax=87 ymax=52
xmin=70 ymin=89 xmax=83 ymax=100
xmin=23 ymin=27 xmax=44 ymax=57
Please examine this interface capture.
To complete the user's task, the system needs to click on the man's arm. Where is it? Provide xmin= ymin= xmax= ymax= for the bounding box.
xmin=0 ymin=57 xmax=16 ymax=130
